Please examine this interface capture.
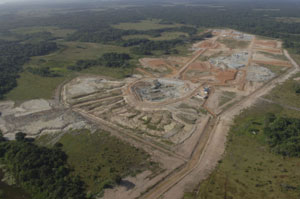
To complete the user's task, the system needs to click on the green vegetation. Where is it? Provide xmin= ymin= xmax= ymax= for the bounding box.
xmin=28 ymin=66 xmax=60 ymax=77
xmin=129 ymin=32 xmax=211 ymax=55
xmin=83 ymin=66 xmax=134 ymax=79
xmin=4 ymin=72 xmax=67 ymax=102
xmin=112 ymin=19 xmax=182 ymax=30
xmin=51 ymin=129 xmax=158 ymax=196
xmin=294 ymin=82 xmax=300 ymax=94
xmin=25 ymin=42 xmax=130 ymax=70
xmin=259 ymin=51 xmax=287 ymax=61
xmin=184 ymin=102 xmax=300 ymax=199
xmin=218 ymin=38 xmax=250 ymax=49
xmin=260 ymin=64 xmax=286 ymax=75
xmin=11 ymin=26 xmax=75 ymax=38
xmin=0 ymin=133 xmax=86 ymax=199
xmin=4 ymin=42 xmax=132 ymax=101
xmin=122 ymin=32 xmax=188 ymax=41
xmin=276 ymin=17 xmax=300 ymax=24
xmin=68 ymin=53 xmax=131 ymax=71
xmin=264 ymin=114 xmax=300 ymax=157
xmin=265 ymin=73 xmax=300 ymax=107
xmin=131 ymin=39 xmax=183 ymax=55
xmin=0 ymin=40 xmax=58 ymax=99
xmin=0 ymin=169 xmax=31 ymax=199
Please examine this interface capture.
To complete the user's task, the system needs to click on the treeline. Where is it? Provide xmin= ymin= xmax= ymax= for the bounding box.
xmin=27 ymin=66 xmax=59 ymax=77
xmin=66 ymin=26 xmax=198 ymax=44
xmin=263 ymin=114 xmax=300 ymax=157
xmin=131 ymin=39 xmax=183 ymax=55
xmin=127 ymin=31 xmax=212 ymax=55
xmin=0 ymin=40 xmax=58 ymax=99
xmin=68 ymin=53 xmax=131 ymax=71
xmin=0 ymin=132 xmax=86 ymax=199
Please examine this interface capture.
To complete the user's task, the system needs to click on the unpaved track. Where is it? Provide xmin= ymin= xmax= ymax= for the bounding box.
xmin=175 ymin=49 xmax=207 ymax=79
xmin=175 ymin=35 xmax=220 ymax=80
xmin=239 ymin=36 xmax=255 ymax=90
xmin=140 ymin=50 xmax=300 ymax=199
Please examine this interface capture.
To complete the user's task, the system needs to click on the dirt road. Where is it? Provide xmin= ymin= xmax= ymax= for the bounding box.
xmin=175 ymin=49 xmax=207 ymax=79
xmin=175 ymin=35 xmax=219 ymax=80
xmin=140 ymin=50 xmax=300 ymax=199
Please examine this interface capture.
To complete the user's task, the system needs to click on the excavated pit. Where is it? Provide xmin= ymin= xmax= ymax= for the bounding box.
xmin=131 ymin=78 xmax=191 ymax=103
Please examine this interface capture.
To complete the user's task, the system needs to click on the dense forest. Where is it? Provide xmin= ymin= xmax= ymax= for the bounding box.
xmin=16 ymin=1 xmax=298 ymax=52
xmin=264 ymin=114 xmax=300 ymax=157
xmin=0 ymin=132 xmax=86 ymax=199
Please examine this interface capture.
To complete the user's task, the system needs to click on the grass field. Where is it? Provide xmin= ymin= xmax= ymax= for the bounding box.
xmin=218 ymin=38 xmax=250 ymax=49
xmin=184 ymin=102 xmax=300 ymax=199
xmin=37 ymin=129 xmax=159 ymax=196
xmin=264 ymin=72 xmax=300 ymax=108
xmin=25 ymin=41 xmax=131 ymax=69
xmin=4 ymin=72 xmax=68 ymax=102
xmin=11 ymin=26 xmax=75 ymax=38
xmin=112 ymin=19 xmax=182 ymax=30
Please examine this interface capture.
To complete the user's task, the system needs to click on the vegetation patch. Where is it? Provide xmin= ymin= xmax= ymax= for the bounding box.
xmin=11 ymin=26 xmax=76 ymax=38
xmin=57 ymin=129 xmax=159 ymax=196
xmin=275 ymin=17 xmax=300 ymax=24
xmin=68 ymin=53 xmax=131 ymax=71
xmin=4 ymin=72 xmax=67 ymax=102
xmin=122 ymin=32 xmax=188 ymax=41
xmin=0 ymin=132 xmax=86 ymax=199
xmin=265 ymin=73 xmax=300 ymax=107
xmin=264 ymin=114 xmax=300 ymax=157
xmin=259 ymin=51 xmax=287 ymax=61
xmin=218 ymin=38 xmax=250 ymax=49
xmin=184 ymin=102 xmax=300 ymax=199
xmin=112 ymin=19 xmax=182 ymax=30
xmin=0 ymin=40 xmax=58 ymax=99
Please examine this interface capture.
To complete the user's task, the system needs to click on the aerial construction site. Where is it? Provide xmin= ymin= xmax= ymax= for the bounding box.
xmin=1 ymin=29 xmax=299 ymax=199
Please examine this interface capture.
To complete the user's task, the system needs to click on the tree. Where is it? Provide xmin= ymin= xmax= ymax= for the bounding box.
xmin=0 ymin=131 xmax=5 ymax=142
xmin=15 ymin=132 xmax=26 ymax=142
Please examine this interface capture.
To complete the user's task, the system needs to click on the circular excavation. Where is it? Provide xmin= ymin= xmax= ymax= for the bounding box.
xmin=130 ymin=78 xmax=195 ymax=104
